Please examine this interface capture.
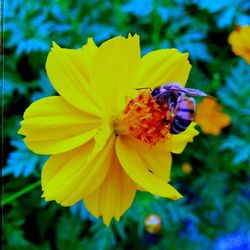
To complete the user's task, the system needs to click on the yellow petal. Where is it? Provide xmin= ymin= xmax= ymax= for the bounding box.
xmin=214 ymin=113 xmax=231 ymax=127
xmin=228 ymin=26 xmax=250 ymax=64
xmin=132 ymin=49 xmax=191 ymax=89
xmin=89 ymin=34 xmax=140 ymax=115
xmin=116 ymin=136 xmax=182 ymax=200
xmin=42 ymin=134 xmax=115 ymax=206
xmin=195 ymin=98 xmax=231 ymax=135
xmin=80 ymin=38 xmax=98 ymax=79
xmin=128 ymin=138 xmax=172 ymax=181
xmin=18 ymin=96 xmax=101 ymax=155
xmin=198 ymin=112 xmax=231 ymax=135
xmin=169 ymin=122 xmax=199 ymax=154
xmin=83 ymin=146 xmax=137 ymax=226
xmin=46 ymin=42 xmax=102 ymax=116
xmin=23 ymin=130 xmax=98 ymax=155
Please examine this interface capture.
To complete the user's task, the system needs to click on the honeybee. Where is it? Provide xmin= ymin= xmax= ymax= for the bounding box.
xmin=151 ymin=82 xmax=210 ymax=134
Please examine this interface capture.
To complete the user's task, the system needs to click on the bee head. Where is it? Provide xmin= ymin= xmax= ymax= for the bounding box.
xmin=151 ymin=88 xmax=161 ymax=97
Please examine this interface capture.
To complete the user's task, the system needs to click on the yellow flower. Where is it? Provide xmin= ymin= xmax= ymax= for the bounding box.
xmin=195 ymin=98 xmax=231 ymax=135
xmin=228 ymin=25 xmax=250 ymax=64
xmin=181 ymin=163 xmax=192 ymax=174
xmin=18 ymin=34 xmax=199 ymax=226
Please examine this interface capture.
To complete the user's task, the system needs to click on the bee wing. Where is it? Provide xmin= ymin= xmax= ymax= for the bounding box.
xmin=154 ymin=83 xmax=216 ymax=99
xmin=184 ymin=88 xmax=208 ymax=97
xmin=185 ymin=88 xmax=216 ymax=100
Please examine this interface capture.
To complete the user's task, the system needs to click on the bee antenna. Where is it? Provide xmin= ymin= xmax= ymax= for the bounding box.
xmin=135 ymin=87 xmax=152 ymax=91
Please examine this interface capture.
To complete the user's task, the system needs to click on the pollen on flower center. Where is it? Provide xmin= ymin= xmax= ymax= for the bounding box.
xmin=115 ymin=91 xmax=171 ymax=145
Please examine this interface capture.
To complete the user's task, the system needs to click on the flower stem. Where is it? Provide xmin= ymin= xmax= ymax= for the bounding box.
xmin=2 ymin=180 xmax=41 ymax=206
xmin=114 ymin=0 xmax=127 ymax=33
xmin=152 ymin=0 xmax=161 ymax=49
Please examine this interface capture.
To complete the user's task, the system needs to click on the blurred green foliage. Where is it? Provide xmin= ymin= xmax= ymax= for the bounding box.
xmin=3 ymin=0 xmax=250 ymax=249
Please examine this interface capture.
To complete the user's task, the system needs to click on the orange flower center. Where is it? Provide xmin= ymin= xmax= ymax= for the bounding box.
xmin=115 ymin=91 xmax=171 ymax=145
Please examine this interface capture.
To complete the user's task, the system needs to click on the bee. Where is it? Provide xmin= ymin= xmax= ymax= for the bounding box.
xmin=151 ymin=82 xmax=210 ymax=134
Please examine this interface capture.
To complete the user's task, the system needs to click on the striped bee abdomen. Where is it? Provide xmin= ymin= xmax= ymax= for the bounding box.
xmin=170 ymin=97 xmax=196 ymax=134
